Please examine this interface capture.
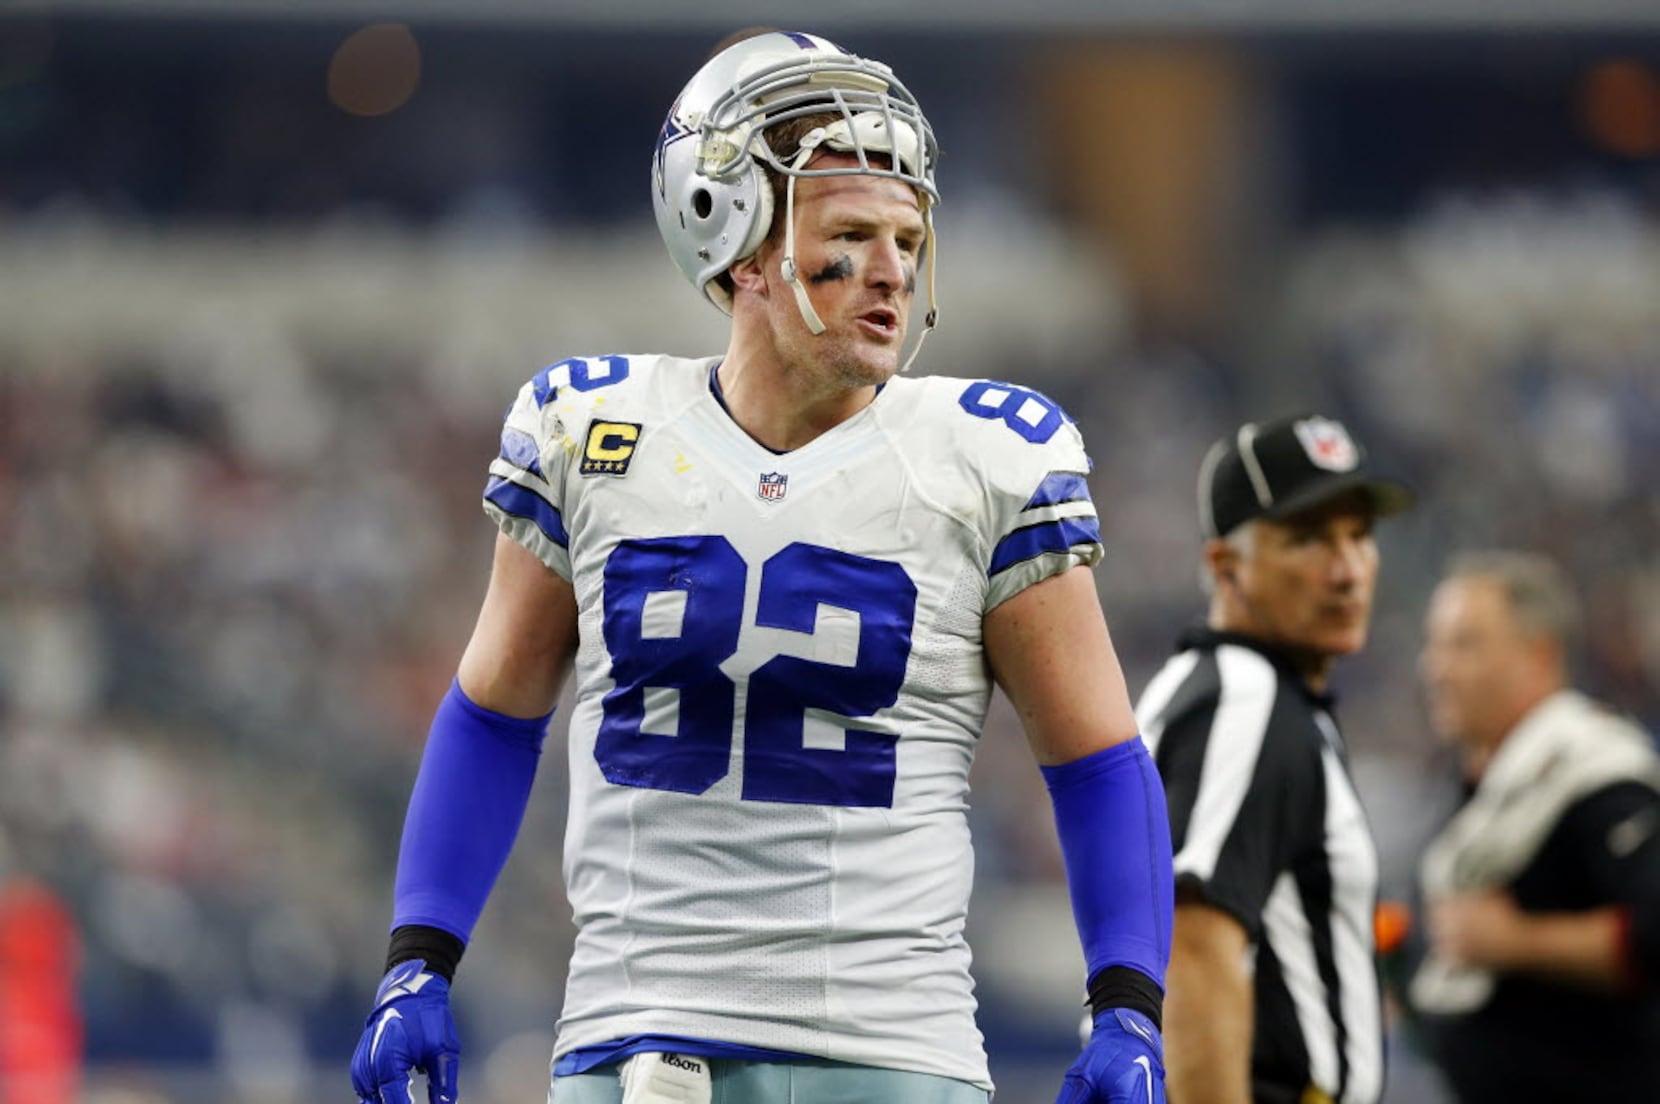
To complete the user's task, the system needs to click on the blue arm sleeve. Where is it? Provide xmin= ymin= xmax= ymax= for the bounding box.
xmin=1041 ymin=737 xmax=1175 ymax=988
xmin=391 ymin=680 xmax=553 ymax=942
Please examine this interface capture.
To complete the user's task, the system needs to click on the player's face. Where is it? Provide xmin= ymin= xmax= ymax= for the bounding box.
xmin=1418 ymin=575 xmax=1534 ymax=752
xmin=1230 ymin=495 xmax=1380 ymax=661
xmin=760 ymin=155 xmax=924 ymax=388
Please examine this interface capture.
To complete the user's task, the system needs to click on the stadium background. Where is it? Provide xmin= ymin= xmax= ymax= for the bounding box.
xmin=2 ymin=2 xmax=1659 ymax=1100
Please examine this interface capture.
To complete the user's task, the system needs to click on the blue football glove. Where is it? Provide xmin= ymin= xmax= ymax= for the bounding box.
xmin=1055 ymin=1008 xmax=1166 ymax=1104
xmin=350 ymin=959 xmax=461 ymax=1104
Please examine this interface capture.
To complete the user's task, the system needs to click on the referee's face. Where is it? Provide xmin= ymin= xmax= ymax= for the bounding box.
xmin=1223 ymin=496 xmax=1380 ymax=664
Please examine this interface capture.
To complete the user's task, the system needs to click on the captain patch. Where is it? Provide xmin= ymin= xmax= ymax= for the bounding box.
xmin=580 ymin=420 xmax=643 ymax=476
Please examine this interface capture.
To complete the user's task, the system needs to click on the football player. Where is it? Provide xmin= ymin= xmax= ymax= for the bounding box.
xmin=350 ymin=29 xmax=1172 ymax=1104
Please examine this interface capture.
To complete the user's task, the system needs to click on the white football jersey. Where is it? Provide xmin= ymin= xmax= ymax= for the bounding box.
xmin=482 ymin=353 xmax=1103 ymax=1089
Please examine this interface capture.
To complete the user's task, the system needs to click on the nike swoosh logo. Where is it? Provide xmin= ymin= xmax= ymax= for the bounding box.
xmin=1119 ymin=1012 xmax=1156 ymax=1047
xmin=382 ymin=967 xmax=434 ymax=1003
xmin=370 ymin=1007 xmax=401 ymax=1066
xmin=1134 ymin=1055 xmax=1154 ymax=1104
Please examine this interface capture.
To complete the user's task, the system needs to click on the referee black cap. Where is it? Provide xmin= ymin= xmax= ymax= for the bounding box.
xmin=1198 ymin=414 xmax=1413 ymax=539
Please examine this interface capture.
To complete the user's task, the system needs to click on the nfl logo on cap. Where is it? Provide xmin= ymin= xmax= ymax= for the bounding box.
xmin=757 ymin=472 xmax=788 ymax=502
xmin=1293 ymin=416 xmax=1360 ymax=472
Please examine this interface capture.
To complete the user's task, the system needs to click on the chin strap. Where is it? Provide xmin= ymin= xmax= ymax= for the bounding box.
xmin=899 ymin=201 xmax=938 ymax=374
xmin=777 ymin=127 xmax=941 ymax=371
xmin=779 ymin=132 xmax=829 ymax=336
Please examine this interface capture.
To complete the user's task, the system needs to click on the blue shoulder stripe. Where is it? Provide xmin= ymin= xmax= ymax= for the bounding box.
xmin=989 ymin=516 xmax=1101 ymax=577
xmin=498 ymin=428 xmax=544 ymax=478
xmin=484 ymin=476 xmax=568 ymax=549
xmin=1024 ymin=471 xmax=1092 ymax=510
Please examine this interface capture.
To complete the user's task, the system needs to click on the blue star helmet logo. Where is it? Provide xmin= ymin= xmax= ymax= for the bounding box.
xmin=654 ymin=95 xmax=694 ymax=199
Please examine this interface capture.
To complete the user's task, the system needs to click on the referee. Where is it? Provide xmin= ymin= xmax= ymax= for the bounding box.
xmin=1138 ymin=414 xmax=1412 ymax=1104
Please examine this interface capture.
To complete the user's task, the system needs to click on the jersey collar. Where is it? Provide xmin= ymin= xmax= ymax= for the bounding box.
xmin=1175 ymin=626 xmax=1338 ymax=708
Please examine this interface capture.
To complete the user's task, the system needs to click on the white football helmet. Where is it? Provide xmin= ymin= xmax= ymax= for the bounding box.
xmin=652 ymin=30 xmax=940 ymax=351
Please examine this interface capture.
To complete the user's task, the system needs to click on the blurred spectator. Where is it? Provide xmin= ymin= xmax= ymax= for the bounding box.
xmin=1412 ymin=551 xmax=1660 ymax=1103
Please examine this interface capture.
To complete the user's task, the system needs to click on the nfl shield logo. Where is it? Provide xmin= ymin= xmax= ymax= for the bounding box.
xmin=1293 ymin=417 xmax=1360 ymax=472
xmin=757 ymin=472 xmax=789 ymax=502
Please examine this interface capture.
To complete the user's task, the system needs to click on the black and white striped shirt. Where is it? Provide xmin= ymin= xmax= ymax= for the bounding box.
xmin=1139 ymin=628 xmax=1383 ymax=1104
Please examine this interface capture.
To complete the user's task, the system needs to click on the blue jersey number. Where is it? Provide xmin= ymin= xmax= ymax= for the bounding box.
xmin=596 ymin=536 xmax=744 ymax=795
xmin=533 ymin=355 xmax=631 ymax=406
xmin=957 ymin=380 xmax=1065 ymax=443
xmin=595 ymin=537 xmax=917 ymax=807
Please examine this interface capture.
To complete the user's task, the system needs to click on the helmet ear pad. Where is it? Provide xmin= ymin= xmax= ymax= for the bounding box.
xmin=731 ymin=160 xmax=776 ymax=268
xmin=680 ymin=158 xmax=776 ymax=314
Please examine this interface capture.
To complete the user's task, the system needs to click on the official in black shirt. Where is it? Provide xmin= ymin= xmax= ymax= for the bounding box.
xmin=1413 ymin=551 xmax=1660 ymax=1103
xmin=1139 ymin=414 xmax=1412 ymax=1104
